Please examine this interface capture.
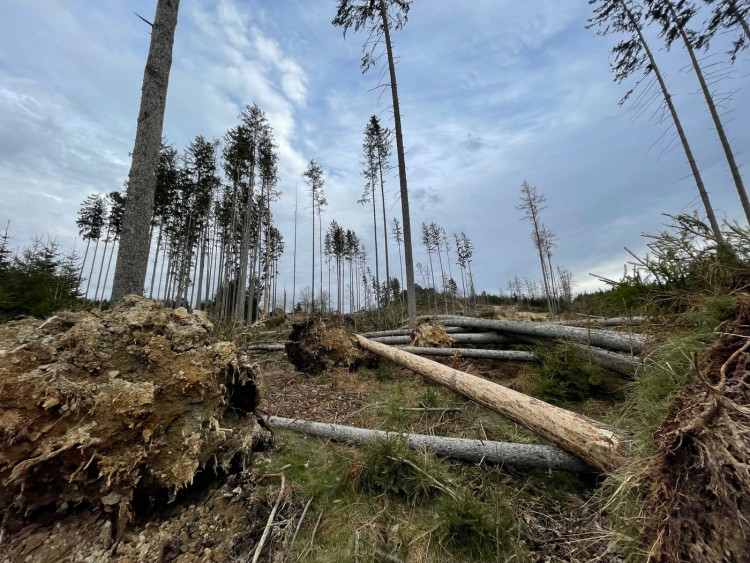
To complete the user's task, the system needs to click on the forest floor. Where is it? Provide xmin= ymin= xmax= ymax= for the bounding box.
xmin=2 ymin=297 xmax=747 ymax=562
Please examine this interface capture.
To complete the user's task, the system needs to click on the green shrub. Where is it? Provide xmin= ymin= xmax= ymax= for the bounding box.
xmin=531 ymin=343 xmax=603 ymax=404
xmin=437 ymin=490 xmax=520 ymax=559
xmin=346 ymin=436 xmax=449 ymax=504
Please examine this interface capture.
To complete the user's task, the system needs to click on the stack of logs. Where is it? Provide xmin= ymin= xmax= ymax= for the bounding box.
xmin=361 ymin=315 xmax=646 ymax=378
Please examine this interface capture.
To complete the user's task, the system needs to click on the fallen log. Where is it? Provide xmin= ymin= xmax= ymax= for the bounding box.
xmin=370 ymin=333 xmax=520 ymax=346
xmin=398 ymin=347 xmax=536 ymax=361
xmin=361 ymin=327 xmax=465 ymax=338
xmin=554 ymin=316 xmax=645 ymax=327
xmin=428 ymin=315 xmax=646 ymax=353
xmin=573 ymin=344 xmax=642 ymax=377
xmin=355 ymin=335 xmax=629 ymax=473
xmin=269 ymin=416 xmax=593 ymax=473
xmin=511 ymin=334 xmax=642 ymax=377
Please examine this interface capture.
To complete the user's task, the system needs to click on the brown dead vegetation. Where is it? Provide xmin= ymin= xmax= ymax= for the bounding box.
xmin=642 ymin=293 xmax=750 ymax=562
xmin=410 ymin=318 xmax=455 ymax=348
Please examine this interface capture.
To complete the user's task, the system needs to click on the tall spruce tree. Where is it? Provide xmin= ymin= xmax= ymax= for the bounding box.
xmin=645 ymin=0 xmax=750 ymax=223
xmin=302 ymin=159 xmax=325 ymax=313
xmin=333 ymin=0 xmax=417 ymax=322
xmin=588 ymin=0 xmax=723 ymax=240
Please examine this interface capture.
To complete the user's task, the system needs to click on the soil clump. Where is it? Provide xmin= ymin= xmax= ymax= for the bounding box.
xmin=0 ymin=296 xmax=272 ymax=561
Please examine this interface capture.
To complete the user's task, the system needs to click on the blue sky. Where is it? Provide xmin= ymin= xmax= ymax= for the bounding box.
xmin=1 ymin=0 xmax=748 ymax=300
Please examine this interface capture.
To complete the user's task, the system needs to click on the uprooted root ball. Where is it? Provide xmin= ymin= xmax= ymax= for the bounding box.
xmin=642 ymin=293 xmax=750 ymax=562
xmin=0 ymin=296 xmax=270 ymax=523
xmin=285 ymin=315 xmax=376 ymax=375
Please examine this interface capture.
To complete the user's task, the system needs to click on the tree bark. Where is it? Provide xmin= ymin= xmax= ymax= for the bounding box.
xmin=355 ymin=335 xmax=629 ymax=473
xmin=397 ymin=347 xmax=536 ymax=361
xmin=554 ymin=316 xmax=645 ymax=327
xmin=269 ymin=416 xmax=593 ymax=473
xmin=111 ymin=0 xmax=180 ymax=304
xmin=428 ymin=315 xmax=647 ymax=353
xmin=370 ymin=332 xmax=521 ymax=346
xmin=379 ymin=0 xmax=416 ymax=324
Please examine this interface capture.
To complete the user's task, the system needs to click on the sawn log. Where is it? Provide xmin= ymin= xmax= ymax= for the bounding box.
xmin=355 ymin=335 xmax=629 ymax=473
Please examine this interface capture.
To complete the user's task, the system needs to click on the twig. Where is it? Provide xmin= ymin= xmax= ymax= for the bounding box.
xmin=133 ymin=12 xmax=153 ymax=27
xmin=286 ymin=497 xmax=312 ymax=561
xmin=300 ymin=509 xmax=324 ymax=559
xmin=251 ymin=474 xmax=286 ymax=563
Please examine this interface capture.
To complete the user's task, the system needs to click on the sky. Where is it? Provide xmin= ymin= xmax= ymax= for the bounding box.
xmin=0 ymin=0 xmax=748 ymax=303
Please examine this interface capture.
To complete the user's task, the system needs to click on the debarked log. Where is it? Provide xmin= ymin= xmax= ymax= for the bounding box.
xmin=428 ymin=315 xmax=647 ymax=353
xmin=397 ymin=347 xmax=536 ymax=361
xmin=355 ymin=335 xmax=629 ymax=473
xmin=370 ymin=332 xmax=520 ymax=346
xmin=269 ymin=416 xmax=593 ymax=473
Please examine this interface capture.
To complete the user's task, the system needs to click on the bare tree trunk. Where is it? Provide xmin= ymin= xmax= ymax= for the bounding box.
xmin=100 ymin=239 xmax=117 ymax=306
xmin=156 ymin=238 xmax=168 ymax=300
xmin=111 ymin=0 xmax=180 ymax=304
xmin=371 ymin=183 xmax=381 ymax=309
xmin=668 ymin=3 xmax=750 ymax=224
xmin=236 ymin=178 xmax=255 ymax=321
xmin=269 ymin=416 xmax=592 ymax=473
xmin=379 ymin=0 xmax=416 ymax=323
xmin=398 ymin=347 xmax=536 ymax=361
xmin=355 ymin=336 xmax=629 ymax=473
xmin=148 ymin=220 xmax=164 ymax=299
xmin=378 ymin=161 xmax=390 ymax=306
xmin=370 ymin=332 xmax=521 ymax=346
xmin=292 ymin=184 xmax=297 ymax=313
xmin=76 ymin=238 xmax=91 ymax=292
xmin=93 ymin=237 xmax=110 ymax=303
xmin=620 ymin=1 xmax=723 ymax=240
xmin=84 ymin=238 xmax=100 ymax=299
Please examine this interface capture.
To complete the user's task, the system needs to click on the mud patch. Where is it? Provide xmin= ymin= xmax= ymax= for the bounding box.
xmin=642 ymin=293 xmax=750 ymax=561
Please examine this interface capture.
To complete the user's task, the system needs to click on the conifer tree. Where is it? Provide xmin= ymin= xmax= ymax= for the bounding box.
xmin=588 ymin=0 xmax=723 ymax=239
xmin=645 ymin=0 xmax=749 ymax=223
xmin=333 ymin=0 xmax=417 ymax=322
xmin=302 ymin=159 xmax=325 ymax=313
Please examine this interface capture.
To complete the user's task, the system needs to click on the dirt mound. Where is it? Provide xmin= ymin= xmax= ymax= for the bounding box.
xmin=411 ymin=319 xmax=455 ymax=348
xmin=642 ymin=293 xmax=750 ymax=561
xmin=0 ymin=296 xmax=270 ymax=540
xmin=285 ymin=316 xmax=375 ymax=375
